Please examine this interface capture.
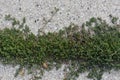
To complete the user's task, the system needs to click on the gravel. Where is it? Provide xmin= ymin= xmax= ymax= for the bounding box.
xmin=0 ymin=0 xmax=120 ymax=80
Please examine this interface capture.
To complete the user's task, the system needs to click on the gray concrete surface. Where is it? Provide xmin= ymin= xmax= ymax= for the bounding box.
xmin=0 ymin=0 xmax=120 ymax=34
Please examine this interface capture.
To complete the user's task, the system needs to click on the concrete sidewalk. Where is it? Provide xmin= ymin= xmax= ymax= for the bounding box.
xmin=0 ymin=0 xmax=120 ymax=80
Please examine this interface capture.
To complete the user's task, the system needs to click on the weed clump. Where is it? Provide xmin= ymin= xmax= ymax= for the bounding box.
xmin=0 ymin=15 xmax=120 ymax=80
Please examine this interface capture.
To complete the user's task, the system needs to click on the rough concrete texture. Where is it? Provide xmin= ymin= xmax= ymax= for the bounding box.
xmin=0 ymin=0 xmax=120 ymax=34
xmin=0 ymin=0 xmax=120 ymax=80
